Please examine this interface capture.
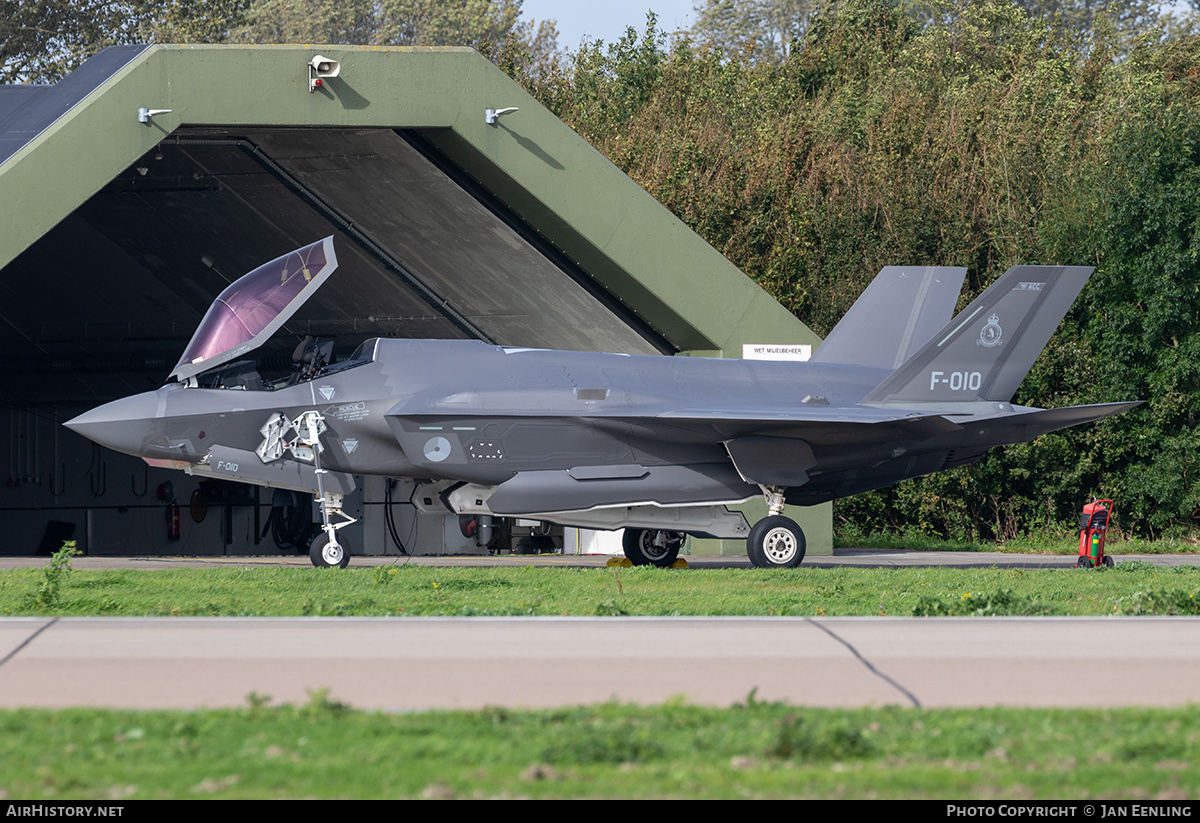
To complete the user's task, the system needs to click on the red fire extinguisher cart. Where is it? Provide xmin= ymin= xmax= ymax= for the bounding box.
xmin=1076 ymin=499 xmax=1114 ymax=568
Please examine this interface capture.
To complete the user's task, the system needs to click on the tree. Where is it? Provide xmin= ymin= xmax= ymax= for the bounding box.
xmin=233 ymin=0 xmax=378 ymax=44
xmin=0 ymin=0 xmax=555 ymax=85
xmin=237 ymin=0 xmax=559 ymax=60
xmin=1 ymin=0 xmax=250 ymax=84
xmin=375 ymin=0 xmax=523 ymax=48
xmin=690 ymin=0 xmax=823 ymax=62
xmin=1011 ymin=0 xmax=1164 ymax=40
xmin=692 ymin=0 xmax=1182 ymax=65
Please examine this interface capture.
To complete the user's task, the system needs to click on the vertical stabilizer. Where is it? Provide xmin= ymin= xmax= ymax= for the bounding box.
xmin=861 ymin=265 xmax=1092 ymax=406
xmin=811 ymin=266 xmax=967 ymax=369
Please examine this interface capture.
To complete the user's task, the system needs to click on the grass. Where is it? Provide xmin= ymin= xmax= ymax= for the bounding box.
xmin=3 ymin=548 xmax=1198 ymax=799
xmin=835 ymin=527 xmax=1200 ymax=555
xmin=1 ymin=700 xmax=1198 ymax=799
xmin=1 ymin=562 xmax=1198 ymax=617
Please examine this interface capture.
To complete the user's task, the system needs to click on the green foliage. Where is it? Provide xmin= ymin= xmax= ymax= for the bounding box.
xmin=692 ymin=0 xmax=819 ymax=63
xmin=540 ymin=713 xmax=665 ymax=764
xmin=0 ymin=0 xmax=251 ymax=83
xmin=24 ymin=541 xmax=79 ymax=611
xmin=3 ymin=564 xmax=1195 ymax=618
xmin=911 ymin=588 xmax=1059 ymax=615
xmin=235 ymin=0 xmax=561 ymax=68
xmin=0 ymin=0 xmax=558 ymax=84
xmin=235 ymin=0 xmax=378 ymax=43
xmin=1115 ymin=587 xmax=1200 ymax=614
xmin=765 ymin=712 xmax=876 ymax=759
xmin=593 ymin=597 xmax=629 ymax=616
xmin=507 ymin=0 xmax=1200 ymax=540
xmin=302 ymin=687 xmax=351 ymax=717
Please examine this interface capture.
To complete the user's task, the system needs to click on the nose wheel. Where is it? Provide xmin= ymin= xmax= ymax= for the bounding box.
xmin=310 ymin=532 xmax=351 ymax=569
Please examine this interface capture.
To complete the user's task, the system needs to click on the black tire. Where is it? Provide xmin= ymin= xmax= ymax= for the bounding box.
xmin=622 ymin=529 xmax=684 ymax=567
xmin=1076 ymin=556 xmax=1094 ymax=569
xmin=1104 ymin=555 xmax=1114 ymax=568
xmin=310 ymin=532 xmax=350 ymax=569
xmin=747 ymin=516 xmax=806 ymax=568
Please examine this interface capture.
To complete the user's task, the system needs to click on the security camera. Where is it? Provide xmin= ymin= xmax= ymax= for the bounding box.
xmin=308 ymin=55 xmax=340 ymax=92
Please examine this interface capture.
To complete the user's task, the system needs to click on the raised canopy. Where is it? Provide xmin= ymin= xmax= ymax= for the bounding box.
xmin=170 ymin=237 xmax=338 ymax=380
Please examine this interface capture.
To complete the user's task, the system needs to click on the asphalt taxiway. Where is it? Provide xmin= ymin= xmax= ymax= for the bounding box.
xmin=2 ymin=615 xmax=1199 ymax=710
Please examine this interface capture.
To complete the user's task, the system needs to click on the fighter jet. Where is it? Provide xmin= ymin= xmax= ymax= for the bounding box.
xmin=66 ymin=237 xmax=1139 ymax=568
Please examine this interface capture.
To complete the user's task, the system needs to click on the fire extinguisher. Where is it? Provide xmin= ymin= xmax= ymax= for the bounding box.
xmin=1076 ymin=499 xmax=1113 ymax=568
xmin=158 ymin=481 xmax=181 ymax=541
xmin=166 ymin=502 xmax=180 ymax=541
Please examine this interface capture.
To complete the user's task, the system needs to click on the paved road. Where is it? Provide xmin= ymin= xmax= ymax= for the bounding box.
xmin=2 ymin=616 xmax=1198 ymax=711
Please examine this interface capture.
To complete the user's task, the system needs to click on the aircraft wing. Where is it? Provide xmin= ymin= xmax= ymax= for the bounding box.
xmin=389 ymin=400 xmax=1137 ymax=513
xmin=651 ymin=405 xmax=964 ymax=437
xmin=387 ymin=406 xmax=966 ymax=513
xmin=717 ymin=401 xmax=1139 ymax=488
xmin=942 ymin=401 xmax=1143 ymax=446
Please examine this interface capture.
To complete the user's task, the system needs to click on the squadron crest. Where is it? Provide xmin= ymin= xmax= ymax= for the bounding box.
xmin=978 ymin=313 xmax=1003 ymax=347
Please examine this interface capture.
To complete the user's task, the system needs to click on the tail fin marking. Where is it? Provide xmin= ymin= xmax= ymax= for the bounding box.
xmin=861 ymin=265 xmax=1092 ymax=406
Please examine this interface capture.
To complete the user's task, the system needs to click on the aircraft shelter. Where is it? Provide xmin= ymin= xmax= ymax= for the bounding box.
xmin=0 ymin=45 xmax=829 ymax=559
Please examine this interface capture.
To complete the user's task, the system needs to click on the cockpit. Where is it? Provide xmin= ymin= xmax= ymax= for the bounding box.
xmin=169 ymin=236 xmax=377 ymax=391
xmin=193 ymin=337 xmax=380 ymax=391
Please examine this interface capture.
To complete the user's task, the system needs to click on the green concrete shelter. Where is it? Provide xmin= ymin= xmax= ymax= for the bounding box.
xmin=0 ymin=45 xmax=830 ymax=555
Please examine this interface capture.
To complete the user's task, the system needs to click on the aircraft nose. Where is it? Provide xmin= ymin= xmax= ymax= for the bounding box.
xmin=64 ymin=391 xmax=162 ymax=457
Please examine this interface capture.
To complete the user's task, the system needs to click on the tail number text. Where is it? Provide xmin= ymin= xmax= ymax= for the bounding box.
xmin=930 ymin=371 xmax=982 ymax=392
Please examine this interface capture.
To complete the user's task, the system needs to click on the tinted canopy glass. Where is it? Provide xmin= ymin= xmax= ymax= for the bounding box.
xmin=171 ymin=237 xmax=338 ymax=380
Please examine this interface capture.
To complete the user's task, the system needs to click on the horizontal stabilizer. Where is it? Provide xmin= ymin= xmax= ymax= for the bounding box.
xmin=964 ymin=402 xmax=1142 ymax=446
xmin=812 ymin=265 xmax=967 ymax=369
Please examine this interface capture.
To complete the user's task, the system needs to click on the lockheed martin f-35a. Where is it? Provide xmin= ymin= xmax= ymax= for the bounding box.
xmin=66 ymin=238 xmax=1140 ymax=567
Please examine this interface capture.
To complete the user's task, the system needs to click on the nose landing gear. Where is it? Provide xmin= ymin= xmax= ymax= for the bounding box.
xmin=310 ymin=529 xmax=351 ymax=569
xmin=285 ymin=410 xmax=357 ymax=569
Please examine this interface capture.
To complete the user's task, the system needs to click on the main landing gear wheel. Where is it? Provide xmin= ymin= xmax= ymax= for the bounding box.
xmin=310 ymin=532 xmax=350 ymax=569
xmin=622 ymin=529 xmax=684 ymax=568
xmin=747 ymin=516 xmax=806 ymax=568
